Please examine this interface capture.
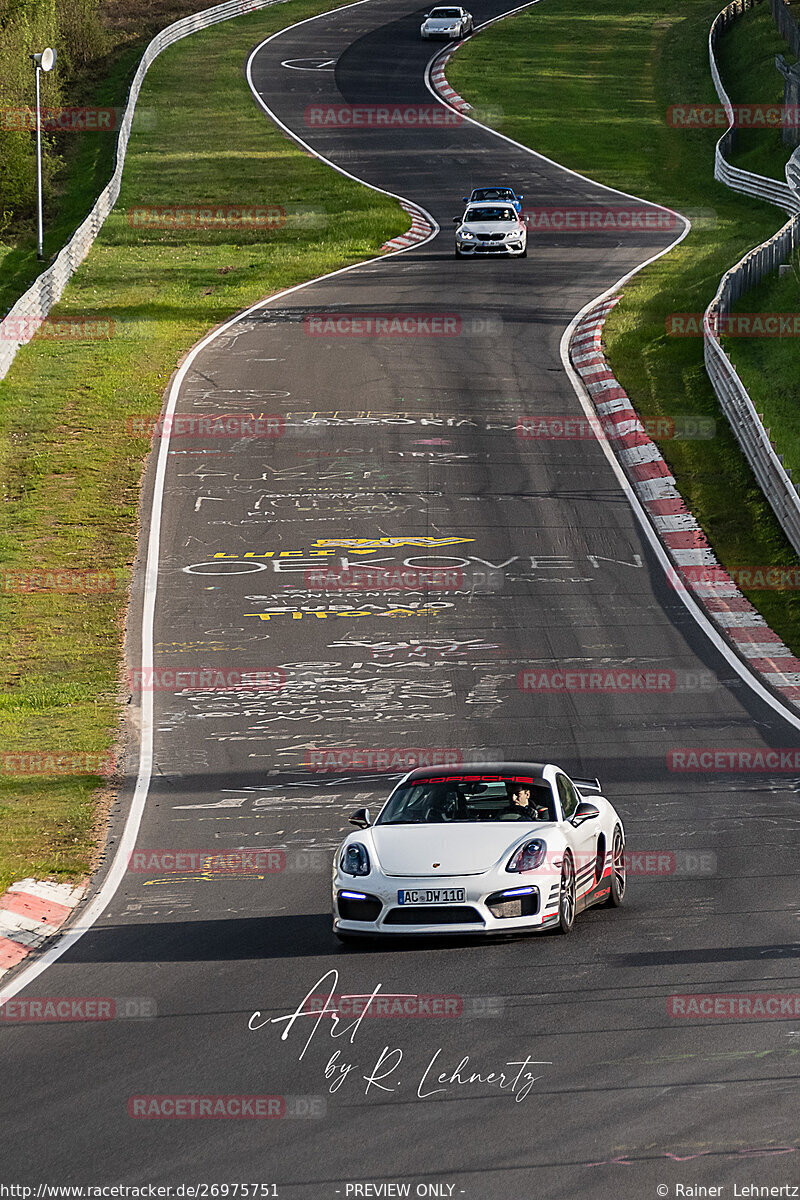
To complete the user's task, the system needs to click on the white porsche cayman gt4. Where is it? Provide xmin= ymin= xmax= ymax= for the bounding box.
xmin=332 ymin=762 xmax=626 ymax=941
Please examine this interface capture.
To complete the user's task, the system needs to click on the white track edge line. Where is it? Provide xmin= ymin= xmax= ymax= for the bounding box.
xmin=0 ymin=0 xmax=442 ymax=1007
xmin=562 ymin=309 xmax=800 ymax=732
xmin=426 ymin=2 xmax=800 ymax=731
xmin=7 ymin=0 xmax=799 ymax=1005
xmin=423 ymin=4 xmax=691 ymax=219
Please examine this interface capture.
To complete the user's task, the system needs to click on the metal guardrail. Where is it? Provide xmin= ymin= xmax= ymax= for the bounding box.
xmin=709 ymin=0 xmax=800 ymax=211
xmin=0 ymin=0 xmax=285 ymax=382
xmin=704 ymin=218 xmax=800 ymax=549
xmin=704 ymin=0 xmax=800 ymax=555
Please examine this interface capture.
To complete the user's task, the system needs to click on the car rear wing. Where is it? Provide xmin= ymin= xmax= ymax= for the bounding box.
xmin=573 ymin=776 xmax=602 ymax=794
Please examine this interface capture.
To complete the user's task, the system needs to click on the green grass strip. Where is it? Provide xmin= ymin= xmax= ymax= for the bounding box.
xmin=0 ymin=0 xmax=407 ymax=893
xmin=448 ymin=0 xmax=800 ymax=648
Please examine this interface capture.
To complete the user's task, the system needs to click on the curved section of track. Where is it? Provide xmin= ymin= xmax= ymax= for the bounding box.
xmin=1 ymin=2 xmax=798 ymax=1197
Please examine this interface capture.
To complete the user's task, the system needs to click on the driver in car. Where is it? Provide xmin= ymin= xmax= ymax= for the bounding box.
xmin=506 ymin=782 xmax=549 ymax=819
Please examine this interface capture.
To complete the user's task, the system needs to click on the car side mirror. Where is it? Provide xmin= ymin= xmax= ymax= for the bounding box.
xmin=518 ymin=194 xmax=523 ymax=200
xmin=572 ymin=801 xmax=600 ymax=827
xmin=423 ymin=12 xmax=429 ymax=17
xmin=349 ymin=807 xmax=371 ymax=829
xmin=452 ymin=216 xmax=461 ymax=224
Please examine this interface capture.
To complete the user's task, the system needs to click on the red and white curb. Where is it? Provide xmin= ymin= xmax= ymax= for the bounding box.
xmin=571 ymin=297 xmax=800 ymax=711
xmin=380 ymin=200 xmax=434 ymax=252
xmin=0 ymin=878 xmax=87 ymax=980
xmin=429 ymin=46 xmax=472 ymax=114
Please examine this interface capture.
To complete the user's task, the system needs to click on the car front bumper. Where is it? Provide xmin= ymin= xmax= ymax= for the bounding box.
xmin=333 ymin=871 xmax=561 ymax=936
xmin=456 ymin=240 xmax=526 ymax=255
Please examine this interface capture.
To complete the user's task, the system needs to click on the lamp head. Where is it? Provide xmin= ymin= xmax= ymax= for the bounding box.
xmin=33 ymin=48 xmax=56 ymax=71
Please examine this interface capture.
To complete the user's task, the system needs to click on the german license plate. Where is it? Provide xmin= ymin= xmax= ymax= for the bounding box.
xmin=397 ymin=888 xmax=465 ymax=905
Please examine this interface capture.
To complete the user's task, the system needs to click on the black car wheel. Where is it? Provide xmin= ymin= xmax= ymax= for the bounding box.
xmin=606 ymin=826 xmax=626 ymax=906
xmin=557 ymin=854 xmax=576 ymax=933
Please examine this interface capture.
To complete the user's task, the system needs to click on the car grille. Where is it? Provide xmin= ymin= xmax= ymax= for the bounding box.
xmin=383 ymin=905 xmax=484 ymax=926
xmin=479 ymin=233 xmax=506 ymax=241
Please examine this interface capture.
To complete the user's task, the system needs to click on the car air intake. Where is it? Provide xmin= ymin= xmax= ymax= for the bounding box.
xmin=486 ymin=889 xmax=539 ymax=919
xmin=383 ymin=905 xmax=484 ymax=925
xmin=337 ymin=892 xmax=382 ymax=921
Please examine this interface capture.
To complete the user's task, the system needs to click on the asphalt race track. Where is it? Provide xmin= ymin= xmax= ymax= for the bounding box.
xmin=2 ymin=1 xmax=800 ymax=1196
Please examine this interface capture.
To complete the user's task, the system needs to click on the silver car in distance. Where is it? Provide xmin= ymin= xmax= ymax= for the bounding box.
xmin=453 ymin=202 xmax=528 ymax=257
xmin=420 ymin=5 xmax=473 ymax=38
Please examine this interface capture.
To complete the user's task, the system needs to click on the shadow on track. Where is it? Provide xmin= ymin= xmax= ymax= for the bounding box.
xmin=60 ymin=913 xmax=553 ymax=963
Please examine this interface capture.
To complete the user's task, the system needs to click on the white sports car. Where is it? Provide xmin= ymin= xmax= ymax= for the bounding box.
xmin=454 ymin=203 xmax=528 ymax=257
xmin=420 ymin=5 xmax=473 ymax=38
xmin=332 ymin=763 xmax=626 ymax=940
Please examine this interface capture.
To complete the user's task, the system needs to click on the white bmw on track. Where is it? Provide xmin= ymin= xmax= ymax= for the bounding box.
xmin=332 ymin=763 xmax=626 ymax=941
xmin=420 ymin=5 xmax=473 ymax=38
xmin=454 ymin=203 xmax=528 ymax=257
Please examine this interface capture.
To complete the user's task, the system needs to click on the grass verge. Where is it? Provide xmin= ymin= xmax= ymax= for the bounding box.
xmin=0 ymin=0 xmax=407 ymax=894
xmin=0 ymin=42 xmax=144 ymax=317
xmin=448 ymin=0 xmax=800 ymax=646
xmin=0 ymin=0 xmax=287 ymax=313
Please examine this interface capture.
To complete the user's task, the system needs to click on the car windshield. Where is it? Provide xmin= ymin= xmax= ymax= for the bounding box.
xmin=472 ymin=189 xmax=514 ymax=201
xmin=467 ymin=206 xmax=515 ymax=222
xmin=430 ymin=8 xmax=461 ymax=15
xmin=376 ymin=776 xmax=555 ymax=824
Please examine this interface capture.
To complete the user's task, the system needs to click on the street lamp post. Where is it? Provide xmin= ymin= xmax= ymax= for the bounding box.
xmin=30 ymin=47 xmax=56 ymax=261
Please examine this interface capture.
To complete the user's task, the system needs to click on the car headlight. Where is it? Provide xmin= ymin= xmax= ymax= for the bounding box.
xmin=506 ymin=839 xmax=546 ymax=873
xmin=341 ymin=842 xmax=371 ymax=876
xmin=457 ymin=230 xmax=476 ymax=240
xmin=505 ymin=230 xmax=522 ymax=239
